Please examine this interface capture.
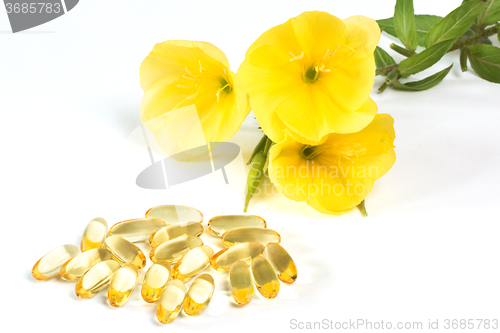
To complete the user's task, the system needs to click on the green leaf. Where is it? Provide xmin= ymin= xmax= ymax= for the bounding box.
xmin=425 ymin=0 xmax=486 ymax=48
xmin=378 ymin=15 xmax=443 ymax=47
xmin=394 ymin=0 xmax=418 ymax=51
xmin=374 ymin=46 xmax=396 ymax=70
xmin=391 ymin=65 xmax=453 ymax=91
xmin=468 ymin=44 xmax=500 ymax=83
xmin=398 ymin=39 xmax=455 ymax=76
xmin=415 ymin=15 xmax=443 ymax=46
xmin=377 ymin=18 xmax=397 ymax=37
xmin=479 ymin=0 xmax=500 ymax=27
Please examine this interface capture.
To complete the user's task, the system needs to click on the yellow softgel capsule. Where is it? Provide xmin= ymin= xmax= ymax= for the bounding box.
xmin=222 ymin=227 xmax=281 ymax=247
xmin=146 ymin=205 xmax=203 ymax=224
xmin=108 ymin=264 xmax=139 ymax=307
xmin=171 ymin=245 xmax=214 ymax=282
xmin=208 ymin=215 xmax=266 ymax=236
xmin=150 ymin=235 xmax=203 ymax=263
xmin=141 ymin=261 xmax=171 ymax=303
xmin=183 ymin=273 xmax=215 ymax=316
xmin=75 ymin=260 xmax=120 ymax=298
xmin=156 ymin=279 xmax=186 ymax=324
xmin=210 ymin=241 xmax=264 ymax=272
xmin=229 ymin=260 xmax=254 ymax=305
xmin=108 ymin=218 xmax=166 ymax=242
xmin=32 ymin=244 xmax=80 ymax=281
xmin=149 ymin=221 xmax=204 ymax=247
xmin=104 ymin=236 xmax=146 ymax=269
xmin=80 ymin=217 xmax=108 ymax=252
xmin=60 ymin=248 xmax=112 ymax=281
xmin=251 ymin=256 xmax=280 ymax=299
xmin=264 ymin=243 xmax=298 ymax=284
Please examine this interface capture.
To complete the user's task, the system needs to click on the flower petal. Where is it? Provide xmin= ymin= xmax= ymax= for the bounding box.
xmin=276 ymin=88 xmax=379 ymax=144
xmin=236 ymin=45 xmax=303 ymax=143
xmin=140 ymin=41 xmax=229 ymax=91
xmin=321 ymin=48 xmax=376 ymax=111
xmin=268 ymin=135 xmax=311 ymax=203
xmin=245 ymin=11 xmax=345 ymax=63
xmin=140 ymin=77 xmax=196 ymax=124
xmin=343 ymin=16 xmax=381 ymax=59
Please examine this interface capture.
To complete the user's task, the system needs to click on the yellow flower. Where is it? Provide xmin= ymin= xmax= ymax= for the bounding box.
xmin=237 ymin=11 xmax=381 ymax=145
xmin=140 ymin=40 xmax=250 ymax=155
xmin=268 ymin=114 xmax=396 ymax=214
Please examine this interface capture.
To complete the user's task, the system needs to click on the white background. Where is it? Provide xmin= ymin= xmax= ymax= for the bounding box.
xmin=1 ymin=0 xmax=499 ymax=332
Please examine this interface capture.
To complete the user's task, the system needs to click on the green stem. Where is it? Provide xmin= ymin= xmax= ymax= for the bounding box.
xmin=448 ymin=23 xmax=499 ymax=52
xmin=357 ymin=200 xmax=368 ymax=217
xmin=263 ymin=137 xmax=272 ymax=156
xmin=376 ymin=64 xmax=398 ymax=76
xmin=375 ymin=24 xmax=499 ymax=77
xmin=390 ymin=43 xmax=416 ymax=57
xmin=378 ymin=69 xmax=400 ymax=93
xmin=460 ymin=48 xmax=468 ymax=72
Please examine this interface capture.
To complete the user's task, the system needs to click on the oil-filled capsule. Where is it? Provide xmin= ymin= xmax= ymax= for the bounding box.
xmin=108 ymin=218 xmax=166 ymax=242
xmin=264 ymin=243 xmax=298 ymax=284
xmin=171 ymin=245 xmax=214 ymax=282
xmin=156 ymin=279 xmax=186 ymax=324
xmin=75 ymin=260 xmax=120 ymax=298
xmin=183 ymin=274 xmax=215 ymax=316
xmin=60 ymin=248 xmax=112 ymax=281
xmin=222 ymin=227 xmax=281 ymax=247
xmin=141 ymin=261 xmax=171 ymax=303
xmin=146 ymin=205 xmax=203 ymax=224
xmin=208 ymin=215 xmax=266 ymax=236
xmin=104 ymin=236 xmax=146 ymax=269
xmin=149 ymin=221 xmax=204 ymax=247
xmin=80 ymin=217 xmax=107 ymax=252
xmin=32 ymin=244 xmax=80 ymax=281
xmin=229 ymin=260 xmax=254 ymax=305
xmin=251 ymin=256 xmax=280 ymax=299
xmin=150 ymin=235 xmax=203 ymax=263
xmin=108 ymin=264 xmax=139 ymax=307
xmin=210 ymin=241 xmax=264 ymax=272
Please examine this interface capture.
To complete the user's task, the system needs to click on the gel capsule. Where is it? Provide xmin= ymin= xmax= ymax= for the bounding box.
xmin=208 ymin=215 xmax=266 ymax=236
xmin=75 ymin=260 xmax=120 ymax=298
xmin=150 ymin=235 xmax=203 ymax=263
xmin=80 ymin=217 xmax=108 ymax=252
xmin=251 ymin=256 xmax=280 ymax=299
xmin=146 ymin=205 xmax=203 ymax=224
xmin=156 ymin=279 xmax=186 ymax=324
xmin=149 ymin=221 xmax=204 ymax=247
xmin=104 ymin=236 xmax=146 ymax=269
xmin=210 ymin=241 xmax=264 ymax=272
xmin=32 ymin=244 xmax=80 ymax=281
xmin=171 ymin=245 xmax=214 ymax=282
xmin=141 ymin=261 xmax=171 ymax=303
xmin=229 ymin=260 xmax=254 ymax=305
xmin=183 ymin=274 xmax=215 ymax=316
xmin=108 ymin=218 xmax=166 ymax=242
xmin=60 ymin=248 xmax=112 ymax=281
xmin=264 ymin=243 xmax=298 ymax=284
xmin=108 ymin=264 xmax=139 ymax=307
xmin=222 ymin=227 xmax=281 ymax=247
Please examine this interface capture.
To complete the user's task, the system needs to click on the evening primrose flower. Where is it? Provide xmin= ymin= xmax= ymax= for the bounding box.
xmin=140 ymin=40 xmax=250 ymax=155
xmin=268 ymin=114 xmax=396 ymax=214
xmin=237 ymin=11 xmax=380 ymax=145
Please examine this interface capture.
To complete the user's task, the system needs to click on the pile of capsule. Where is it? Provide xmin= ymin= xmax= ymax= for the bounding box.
xmin=32 ymin=205 xmax=298 ymax=324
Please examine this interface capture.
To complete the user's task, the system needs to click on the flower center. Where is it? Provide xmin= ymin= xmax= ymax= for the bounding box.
xmin=304 ymin=66 xmax=320 ymax=83
xmin=299 ymin=143 xmax=367 ymax=161
xmin=216 ymin=78 xmax=232 ymax=102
